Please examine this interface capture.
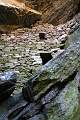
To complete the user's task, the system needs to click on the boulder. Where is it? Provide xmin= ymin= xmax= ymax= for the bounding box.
xmin=45 ymin=80 xmax=80 ymax=120
xmin=0 ymin=71 xmax=17 ymax=102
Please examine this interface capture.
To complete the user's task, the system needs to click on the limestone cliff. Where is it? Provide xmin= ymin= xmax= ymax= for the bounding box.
xmin=29 ymin=0 xmax=80 ymax=25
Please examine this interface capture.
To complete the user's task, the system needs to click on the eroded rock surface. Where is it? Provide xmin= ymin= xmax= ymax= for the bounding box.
xmin=0 ymin=0 xmax=41 ymax=27
xmin=0 ymin=20 xmax=80 ymax=120
xmin=0 ymin=71 xmax=17 ymax=102
xmin=7 ymin=27 xmax=80 ymax=120
xmin=0 ymin=13 xmax=80 ymax=93
xmin=30 ymin=0 xmax=80 ymax=25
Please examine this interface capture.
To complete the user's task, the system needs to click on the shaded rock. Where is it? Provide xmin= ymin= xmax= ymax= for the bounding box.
xmin=22 ymin=27 xmax=80 ymax=101
xmin=22 ymin=84 xmax=34 ymax=102
xmin=27 ymin=114 xmax=45 ymax=120
xmin=75 ymin=71 xmax=80 ymax=92
xmin=21 ymin=103 xmax=42 ymax=119
xmin=8 ymin=102 xmax=42 ymax=120
xmin=8 ymin=100 xmax=27 ymax=120
xmin=8 ymin=73 xmax=80 ymax=120
xmin=45 ymin=80 xmax=80 ymax=120
xmin=39 ymin=33 xmax=46 ymax=40
xmin=0 ymin=93 xmax=24 ymax=120
xmin=0 ymin=71 xmax=17 ymax=102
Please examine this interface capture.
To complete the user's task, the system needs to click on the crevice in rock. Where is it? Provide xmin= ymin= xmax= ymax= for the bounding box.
xmin=40 ymin=52 xmax=53 ymax=65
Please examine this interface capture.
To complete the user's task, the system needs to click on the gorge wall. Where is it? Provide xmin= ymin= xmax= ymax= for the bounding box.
xmin=29 ymin=0 xmax=80 ymax=25
xmin=0 ymin=0 xmax=80 ymax=29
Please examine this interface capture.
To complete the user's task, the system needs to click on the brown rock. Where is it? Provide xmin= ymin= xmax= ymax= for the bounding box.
xmin=30 ymin=0 xmax=80 ymax=25
xmin=0 ymin=71 xmax=17 ymax=102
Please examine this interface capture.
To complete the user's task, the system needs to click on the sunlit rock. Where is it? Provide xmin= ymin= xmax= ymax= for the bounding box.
xmin=0 ymin=0 xmax=41 ymax=28
xmin=0 ymin=71 xmax=17 ymax=102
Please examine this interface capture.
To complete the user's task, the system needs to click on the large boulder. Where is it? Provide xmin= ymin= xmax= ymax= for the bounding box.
xmin=22 ymin=27 xmax=80 ymax=101
xmin=0 ymin=71 xmax=17 ymax=102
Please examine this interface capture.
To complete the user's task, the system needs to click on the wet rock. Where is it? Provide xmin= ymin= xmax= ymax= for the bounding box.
xmin=0 ymin=71 xmax=17 ymax=102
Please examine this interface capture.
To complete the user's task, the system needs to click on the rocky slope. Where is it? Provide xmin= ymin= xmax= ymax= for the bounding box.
xmin=0 ymin=1 xmax=80 ymax=120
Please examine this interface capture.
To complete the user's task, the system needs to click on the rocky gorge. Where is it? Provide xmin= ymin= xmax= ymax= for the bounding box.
xmin=0 ymin=0 xmax=80 ymax=120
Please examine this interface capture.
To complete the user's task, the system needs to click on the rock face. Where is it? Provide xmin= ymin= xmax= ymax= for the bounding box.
xmin=40 ymin=52 xmax=53 ymax=65
xmin=7 ymin=28 xmax=80 ymax=120
xmin=0 ymin=0 xmax=80 ymax=27
xmin=0 ymin=0 xmax=41 ymax=28
xmin=30 ymin=0 xmax=80 ymax=25
xmin=0 ymin=71 xmax=17 ymax=102
xmin=22 ymin=27 xmax=80 ymax=101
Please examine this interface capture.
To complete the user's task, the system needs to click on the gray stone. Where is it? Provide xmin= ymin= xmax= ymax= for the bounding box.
xmin=0 ymin=71 xmax=17 ymax=102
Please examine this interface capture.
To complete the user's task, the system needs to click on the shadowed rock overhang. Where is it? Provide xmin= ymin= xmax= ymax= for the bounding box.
xmin=0 ymin=0 xmax=42 ymax=27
